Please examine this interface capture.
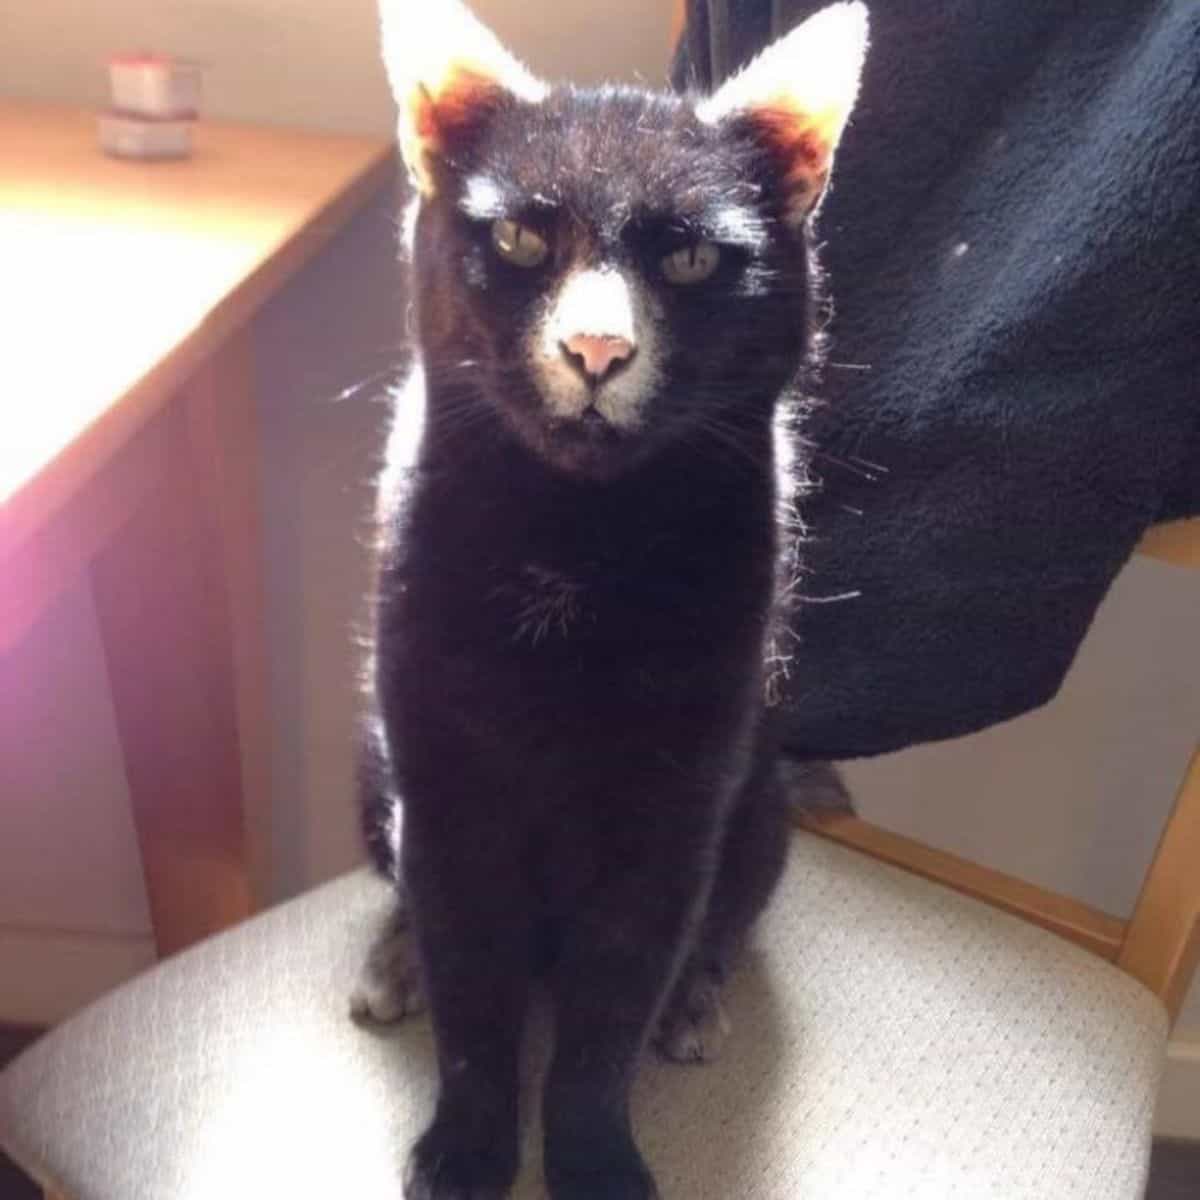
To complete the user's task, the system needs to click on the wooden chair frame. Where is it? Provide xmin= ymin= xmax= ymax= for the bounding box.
xmin=797 ymin=516 xmax=1200 ymax=1027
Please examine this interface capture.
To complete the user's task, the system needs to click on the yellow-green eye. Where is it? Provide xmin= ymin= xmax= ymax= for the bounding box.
xmin=491 ymin=219 xmax=549 ymax=268
xmin=661 ymin=241 xmax=720 ymax=285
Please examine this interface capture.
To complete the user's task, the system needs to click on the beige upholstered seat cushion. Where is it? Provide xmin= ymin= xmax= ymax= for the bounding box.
xmin=0 ymin=833 xmax=1166 ymax=1200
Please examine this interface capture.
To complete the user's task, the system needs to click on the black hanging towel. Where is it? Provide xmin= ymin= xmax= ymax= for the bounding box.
xmin=675 ymin=0 xmax=1200 ymax=759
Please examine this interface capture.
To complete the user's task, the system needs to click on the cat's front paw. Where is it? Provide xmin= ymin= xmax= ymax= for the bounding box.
xmin=404 ymin=1119 xmax=517 ymax=1200
xmin=654 ymin=967 xmax=730 ymax=1064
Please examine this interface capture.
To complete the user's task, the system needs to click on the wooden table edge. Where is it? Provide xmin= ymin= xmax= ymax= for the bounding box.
xmin=0 ymin=136 xmax=396 ymax=566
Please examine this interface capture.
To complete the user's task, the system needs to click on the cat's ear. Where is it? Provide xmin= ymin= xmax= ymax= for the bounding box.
xmin=697 ymin=2 xmax=868 ymax=223
xmin=379 ymin=0 xmax=547 ymax=196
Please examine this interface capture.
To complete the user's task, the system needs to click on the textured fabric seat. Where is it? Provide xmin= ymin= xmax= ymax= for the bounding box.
xmin=0 ymin=833 xmax=1166 ymax=1200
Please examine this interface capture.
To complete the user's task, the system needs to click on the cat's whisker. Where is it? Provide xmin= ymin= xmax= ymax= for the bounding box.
xmin=686 ymin=422 xmax=764 ymax=473
xmin=434 ymin=391 xmax=487 ymax=413
xmin=848 ymin=453 xmax=889 ymax=473
xmin=789 ymin=588 xmax=864 ymax=604
xmin=689 ymin=412 xmax=774 ymax=465
xmin=434 ymin=405 xmax=496 ymax=435
xmin=813 ymin=451 xmax=881 ymax=481
xmin=326 ymin=368 xmax=402 ymax=405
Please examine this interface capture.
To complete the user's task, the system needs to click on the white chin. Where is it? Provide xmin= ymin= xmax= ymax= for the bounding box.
xmin=533 ymin=363 xmax=649 ymax=432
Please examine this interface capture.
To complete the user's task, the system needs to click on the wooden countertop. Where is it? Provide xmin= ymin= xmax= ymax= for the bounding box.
xmin=0 ymin=101 xmax=395 ymax=562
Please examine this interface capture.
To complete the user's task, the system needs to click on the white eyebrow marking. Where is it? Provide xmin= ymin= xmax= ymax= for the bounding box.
xmin=706 ymin=204 xmax=768 ymax=251
xmin=461 ymin=174 xmax=506 ymax=221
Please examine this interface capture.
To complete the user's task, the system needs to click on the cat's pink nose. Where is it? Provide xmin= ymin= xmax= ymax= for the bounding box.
xmin=561 ymin=333 xmax=635 ymax=383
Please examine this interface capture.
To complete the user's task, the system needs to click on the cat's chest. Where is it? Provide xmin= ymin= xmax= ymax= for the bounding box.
xmin=483 ymin=534 xmax=769 ymax=658
xmin=401 ymin=454 xmax=778 ymax=657
xmin=490 ymin=558 xmax=668 ymax=648
xmin=493 ymin=562 xmax=593 ymax=649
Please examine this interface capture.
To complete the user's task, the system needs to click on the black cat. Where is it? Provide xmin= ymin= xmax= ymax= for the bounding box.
xmin=358 ymin=4 xmax=867 ymax=1196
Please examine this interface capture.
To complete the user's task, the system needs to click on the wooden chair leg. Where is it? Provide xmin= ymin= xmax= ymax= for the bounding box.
xmin=90 ymin=332 xmax=268 ymax=956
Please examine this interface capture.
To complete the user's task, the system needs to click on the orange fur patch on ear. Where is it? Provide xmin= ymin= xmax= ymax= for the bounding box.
xmin=747 ymin=106 xmax=835 ymax=218
xmin=697 ymin=2 xmax=868 ymax=222
xmin=401 ymin=67 xmax=509 ymax=195
xmin=380 ymin=0 xmax=547 ymax=197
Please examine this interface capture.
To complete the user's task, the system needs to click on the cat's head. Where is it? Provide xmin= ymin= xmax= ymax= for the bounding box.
xmin=381 ymin=1 xmax=868 ymax=479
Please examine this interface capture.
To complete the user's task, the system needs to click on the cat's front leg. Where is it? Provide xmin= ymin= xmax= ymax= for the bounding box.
xmin=543 ymin=812 xmax=715 ymax=1200
xmin=657 ymin=746 xmax=789 ymax=1064
xmin=402 ymin=804 xmax=533 ymax=1200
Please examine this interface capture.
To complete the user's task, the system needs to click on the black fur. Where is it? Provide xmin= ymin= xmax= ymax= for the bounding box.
xmin=362 ymin=84 xmax=820 ymax=1200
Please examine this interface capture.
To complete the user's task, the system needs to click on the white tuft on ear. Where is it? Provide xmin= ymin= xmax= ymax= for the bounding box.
xmin=379 ymin=0 xmax=547 ymax=196
xmin=697 ymin=2 xmax=869 ymax=222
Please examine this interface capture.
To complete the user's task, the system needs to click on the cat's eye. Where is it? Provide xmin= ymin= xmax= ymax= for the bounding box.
xmin=491 ymin=219 xmax=549 ymax=268
xmin=661 ymin=241 xmax=720 ymax=285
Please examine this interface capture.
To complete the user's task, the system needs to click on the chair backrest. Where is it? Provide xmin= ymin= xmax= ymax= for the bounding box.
xmin=800 ymin=517 xmax=1200 ymax=1027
